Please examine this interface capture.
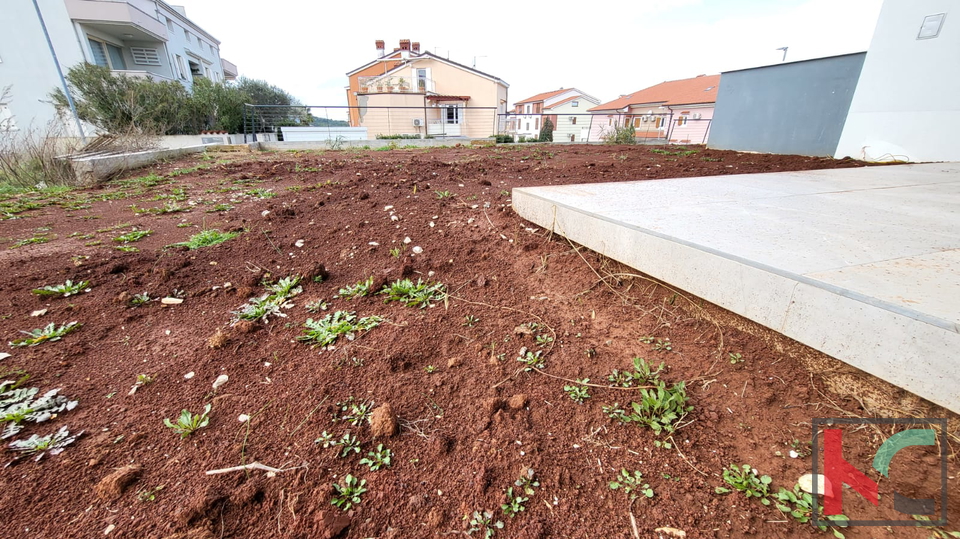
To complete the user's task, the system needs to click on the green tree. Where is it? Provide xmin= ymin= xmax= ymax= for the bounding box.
xmin=538 ymin=117 xmax=554 ymax=142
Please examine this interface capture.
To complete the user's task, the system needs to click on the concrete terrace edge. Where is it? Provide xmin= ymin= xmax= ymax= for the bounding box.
xmin=512 ymin=188 xmax=960 ymax=414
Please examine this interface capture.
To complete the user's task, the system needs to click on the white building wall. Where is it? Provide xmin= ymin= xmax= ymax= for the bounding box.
xmin=550 ymin=98 xmax=597 ymax=142
xmin=835 ymin=0 xmax=959 ymax=162
xmin=0 ymin=0 xmax=87 ymax=135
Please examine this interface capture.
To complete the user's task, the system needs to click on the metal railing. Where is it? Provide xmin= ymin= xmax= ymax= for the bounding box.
xmin=495 ymin=112 xmax=713 ymax=144
xmin=356 ymin=76 xmax=436 ymax=94
xmin=240 ymin=105 xmax=713 ymax=144
xmin=242 ymin=104 xmax=501 ymax=142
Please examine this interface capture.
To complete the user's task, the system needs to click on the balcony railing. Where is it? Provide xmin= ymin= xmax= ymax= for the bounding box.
xmin=357 ymin=76 xmax=435 ymax=94
xmin=112 ymin=69 xmax=174 ymax=82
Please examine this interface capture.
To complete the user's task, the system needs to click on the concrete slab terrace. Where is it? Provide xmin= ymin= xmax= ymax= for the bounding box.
xmin=512 ymin=163 xmax=960 ymax=413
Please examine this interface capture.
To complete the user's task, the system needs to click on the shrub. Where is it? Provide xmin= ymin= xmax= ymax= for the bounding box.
xmin=494 ymin=134 xmax=514 ymax=143
xmin=602 ymin=122 xmax=636 ymax=145
xmin=538 ymin=117 xmax=554 ymax=142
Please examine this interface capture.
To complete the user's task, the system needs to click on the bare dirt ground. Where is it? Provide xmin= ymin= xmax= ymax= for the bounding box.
xmin=0 ymin=144 xmax=955 ymax=539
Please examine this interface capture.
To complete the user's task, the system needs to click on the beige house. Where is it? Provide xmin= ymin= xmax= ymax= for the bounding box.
xmin=346 ymin=40 xmax=509 ymax=138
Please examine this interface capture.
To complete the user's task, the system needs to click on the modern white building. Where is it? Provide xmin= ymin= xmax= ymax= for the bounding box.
xmin=835 ymin=0 xmax=956 ymax=162
xmin=0 ymin=0 xmax=238 ymax=135
xmin=509 ymin=88 xmax=599 ymax=140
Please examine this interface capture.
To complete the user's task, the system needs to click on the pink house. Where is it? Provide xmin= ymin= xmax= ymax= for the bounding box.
xmin=588 ymin=75 xmax=720 ymax=144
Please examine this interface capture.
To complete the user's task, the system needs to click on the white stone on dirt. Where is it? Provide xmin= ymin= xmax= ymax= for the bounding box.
xmin=403 ymin=237 xmax=411 ymax=244
xmin=184 ymin=371 xmax=195 ymax=379
xmin=369 ymin=242 xmax=379 ymax=246
xmin=238 ymin=414 xmax=250 ymax=423
xmin=0 ymin=353 xmax=10 ymax=361
xmin=161 ymin=297 xmax=183 ymax=305
xmin=412 ymin=246 xmax=423 ymax=254
xmin=384 ymin=205 xmax=394 ymax=211
xmin=789 ymin=450 xmax=799 ymax=459
xmin=212 ymin=374 xmax=229 ymax=390
xmin=797 ymin=474 xmax=831 ymax=496
xmin=294 ymin=239 xmax=305 ymax=248
xmin=31 ymin=309 xmax=47 ymax=317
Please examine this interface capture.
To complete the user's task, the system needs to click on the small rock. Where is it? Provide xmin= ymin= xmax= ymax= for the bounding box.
xmin=261 ymin=210 xmax=270 ymax=217
xmin=212 ymin=375 xmax=229 ymax=390
xmin=507 ymin=394 xmax=528 ymax=410
xmin=161 ymin=297 xmax=183 ymax=305
xmin=184 ymin=371 xmax=195 ymax=380
xmin=514 ymin=325 xmax=534 ymax=336
xmin=384 ymin=205 xmax=394 ymax=211
xmin=238 ymin=414 xmax=250 ymax=423
xmin=95 ymin=464 xmax=142 ymax=500
xmin=232 ymin=320 xmax=257 ymax=334
xmin=403 ymin=237 xmax=412 ymax=244
xmin=31 ymin=309 xmax=47 ymax=317
xmin=294 ymin=239 xmax=305 ymax=248
xmin=369 ymin=241 xmax=379 ymax=246
xmin=104 ymin=524 xmax=115 ymax=535
xmin=369 ymin=403 xmax=398 ymax=438
xmin=654 ymin=527 xmax=686 ymax=538
xmin=447 ymin=357 xmax=462 ymax=368
xmin=0 ymin=353 xmax=11 ymax=361
xmin=797 ymin=474 xmax=832 ymax=496
xmin=412 ymin=246 xmax=423 ymax=254
xmin=789 ymin=450 xmax=799 ymax=459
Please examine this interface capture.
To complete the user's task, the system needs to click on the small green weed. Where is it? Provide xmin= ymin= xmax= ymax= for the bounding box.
xmin=517 ymin=349 xmax=545 ymax=371
xmin=424 ymin=365 xmax=437 ymax=373
xmin=137 ymin=485 xmax=165 ymax=502
xmin=464 ymin=315 xmax=479 ymax=327
xmin=318 ymin=432 xmax=361 ymax=457
xmin=379 ymin=278 xmax=445 ymax=308
xmin=331 ymin=474 xmax=367 ymax=511
xmin=338 ymin=277 xmax=374 ymax=299
xmin=605 ymin=381 xmax=692 ymax=434
xmin=298 ymin=311 xmax=383 ymax=347
xmin=435 ymin=190 xmax=454 ymax=199
xmin=564 ymin=379 xmax=590 ymax=403
xmin=113 ymin=230 xmax=153 ymax=243
xmin=501 ymin=486 xmax=528 ymax=518
xmin=334 ymin=397 xmax=373 ymax=426
xmin=305 ymin=299 xmax=328 ymax=313
xmin=7 ymin=425 xmax=81 ymax=462
xmin=9 ymin=321 xmax=80 ymax=347
xmin=729 ymin=352 xmax=743 ymax=364
xmin=715 ymin=464 xmax=772 ymax=503
xmin=913 ymin=516 xmax=959 ymax=539
xmin=775 ymin=484 xmax=849 ymax=537
xmin=609 ymin=469 xmax=654 ymax=500
xmin=0 ymin=382 xmax=77 ymax=439
xmin=170 ymin=228 xmax=239 ymax=249
xmin=359 ymin=444 xmax=392 ymax=470
xmin=163 ymin=404 xmax=211 ymax=439
xmin=10 ymin=235 xmax=48 ymax=249
xmin=467 ymin=510 xmax=504 ymax=538
xmin=130 ymin=292 xmax=152 ymax=307
xmin=608 ymin=357 xmax=664 ymax=387
xmin=31 ymin=280 xmax=90 ymax=298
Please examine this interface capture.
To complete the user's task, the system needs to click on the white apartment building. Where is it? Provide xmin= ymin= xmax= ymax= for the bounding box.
xmin=0 ymin=0 xmax=238 ymax=135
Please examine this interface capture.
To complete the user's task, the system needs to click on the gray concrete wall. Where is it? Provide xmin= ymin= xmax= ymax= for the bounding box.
xmin=708 ymin=53 xmax=866 ymax=157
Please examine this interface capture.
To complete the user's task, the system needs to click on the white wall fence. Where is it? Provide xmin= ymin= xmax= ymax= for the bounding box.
xmin=279 ymin=127 xmax=368 ymax=142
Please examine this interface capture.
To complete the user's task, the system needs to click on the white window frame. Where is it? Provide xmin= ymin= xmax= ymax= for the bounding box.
xmin=174 ymin=54 xmax=188 ymax=80
xmin=166 ymin=18 xmax=174 ymax=32
xmin=572 ymin=100 xmax=579 ymax=107
xmin=87 ymin=37 xmax=126 ymax=70
xmin=443 ymin=105 xmax=461 ymax=125
xmin=525 ymin=104 xmax=531 ymax=114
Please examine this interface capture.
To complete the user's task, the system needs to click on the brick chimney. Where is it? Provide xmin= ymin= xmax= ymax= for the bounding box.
xmin=412 ymin=41 xmax=420 ymax=54
xmin=375 ymin=40 xmax=385 ymax=57
xmin=399 ymin=39 xmax=411 ymax=51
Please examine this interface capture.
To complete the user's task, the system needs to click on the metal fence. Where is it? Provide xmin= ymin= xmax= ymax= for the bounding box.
xmin=241 ymin=104 xmax=712 ymax=145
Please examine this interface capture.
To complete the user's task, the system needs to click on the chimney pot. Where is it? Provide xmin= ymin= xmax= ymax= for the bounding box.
xmin=375 ymin=40 xmax=385 ymax=56
xmin=412 ymin=41 xmax=420 ymax=53
xmin=399 ymin=39 xmax=411 ymax=51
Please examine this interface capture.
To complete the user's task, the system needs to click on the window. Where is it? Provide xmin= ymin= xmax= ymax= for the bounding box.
xmin=175 ymin=54 xmax=187 ymax=80
xmin=525 ymin=122 xmax=529 ymax=131
xmin=570 ymin=134 xmax=575 ymax=142
xmin=88 ymin=38 xmax=126 ymax=70
xmin=416 ymin=68 xmax=428 ymax=91
xmin=525 ymin=104 xmax=531 ymax=114
xmin=204 ymin=66 xmax=212 ymax=78
xmin=571 ymin=100 xmax=579 ymax=107
xmin=188 ymin=60 xmax=202 ymax=77
xmin=0 ymin=104 xmax=17 ymax=131
xmin=131 ymin=47 xmax=161 ymax=66
xmin=608 ymin=118 xmax=612 ymax=126
xmin=166 ymin=18 xmax=174 ymax=32
xmin=444 ymin=105 xmax=460 ymax=124
xmin=571 ymin=117 xmax=577 ymax=125
xmin=677 ymin=116 xmax=687 ymax=126
xmin=184 ymin=29 xmax=191 ymax=42
xmin=633 ymin=118 xmax=641 ymax=128
xmin=535 ymin=118 xmax=539 ymax=130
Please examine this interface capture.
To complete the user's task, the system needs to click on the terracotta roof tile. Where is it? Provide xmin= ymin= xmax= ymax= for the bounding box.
xmin=588 ymin=75 xmax=721 ymax=111
xmin=543 ymin=95 xmax=581 ymax=110
xmin=515 ymin=88 xmax=570 ymax=105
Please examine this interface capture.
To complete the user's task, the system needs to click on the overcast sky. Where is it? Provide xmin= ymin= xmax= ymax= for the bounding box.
xmin=174 ymin=0 xmax=882 ymax=118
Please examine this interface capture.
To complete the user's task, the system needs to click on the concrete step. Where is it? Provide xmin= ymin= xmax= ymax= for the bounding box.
xmin=513 ymin=163 xmax=960 ymax=413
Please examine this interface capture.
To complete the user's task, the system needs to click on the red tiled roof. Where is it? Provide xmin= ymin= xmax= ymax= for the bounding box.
xmin=515 ymin=88 xmax=569 ymax=105
xmin=589 ymin=75 xmax=721 ymax=111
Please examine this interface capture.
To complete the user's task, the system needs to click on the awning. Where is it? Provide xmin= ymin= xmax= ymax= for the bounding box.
xmin=426 ymin=95 xmax=470 ymax=102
